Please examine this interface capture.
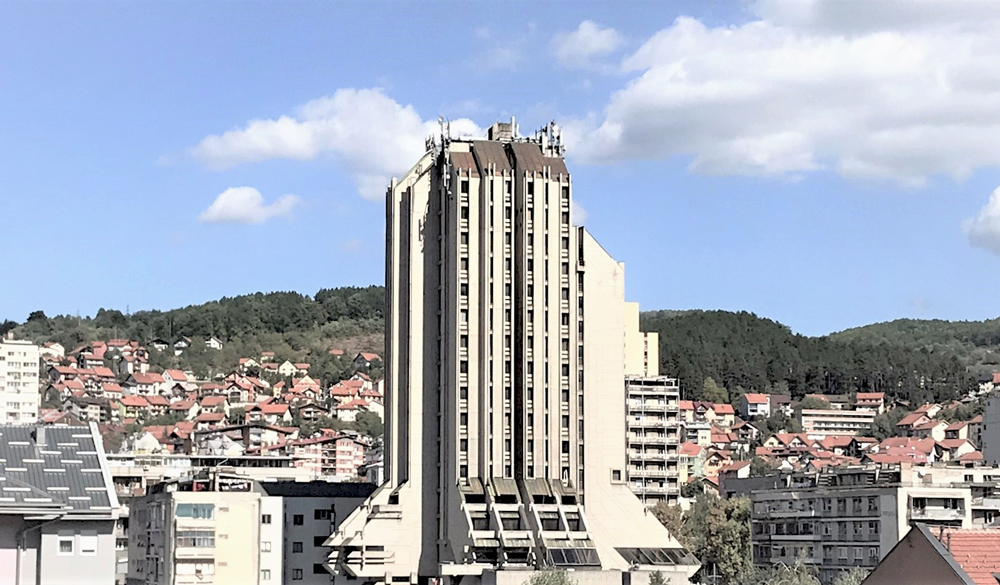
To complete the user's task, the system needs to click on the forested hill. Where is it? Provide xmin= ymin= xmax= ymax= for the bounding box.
xmin=641 ymin=310 xmax=984 ymax=404
xmin=3 ymin=287 xmax=386 ymax=373
xmin=4 ymin=287 xmax=997 ymax=403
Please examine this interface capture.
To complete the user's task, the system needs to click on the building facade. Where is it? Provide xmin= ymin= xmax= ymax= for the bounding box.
xmin=0 ymin=336 xmax=40 ymax=423
xmin=126 ymin=477 xmax=374 ymax=585
xmin=799 ymin=408 xmax=876 ymax=438
xmin=325 ymin=121 xmax=698 ymax=585
xmin=744 ymin=463 xmax=1000 ymax=584
xmin=625 ymin=376 xmax=681 ymax=506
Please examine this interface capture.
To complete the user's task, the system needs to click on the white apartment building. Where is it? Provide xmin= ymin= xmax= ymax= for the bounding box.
xmin=626 ymin=376 xmax=681 ymax=506
xmin=126 ymin=477 xmax=374 ymax=585
xmin=324 ymin=121 xmax=699 ymax=585
xmin=799 ymin=408 xmax=876 ymax=438
xmin=745 ymin=463 xmax=1000 ymax=585
xmin=0 ymin=336 xmax=40 ymax=423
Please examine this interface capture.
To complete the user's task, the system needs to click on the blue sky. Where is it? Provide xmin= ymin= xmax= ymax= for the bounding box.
xmin=4 ymin=0 xmax=1000 ymax=336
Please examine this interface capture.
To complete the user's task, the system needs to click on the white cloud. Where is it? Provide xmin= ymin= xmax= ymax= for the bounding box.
xmin=963 ymin=186 xmax=1000 ymax=255
xmin=572 ymin=200 xmax=588 ymax=226
xmin=553 ymin=21 xmax=623 ymax=69
xmin=188 ymin=88 xmax=481 ymax=201
xmin=197 ymin=187 xmax=301 ymax=225
xmin=567 ymin=1 xmax=1000 ymax=186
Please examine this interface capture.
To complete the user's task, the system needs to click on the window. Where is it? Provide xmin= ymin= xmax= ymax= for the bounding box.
xmin=461 ymin=206 xmax=469 ymax=220
xmin=314 ymin=563 xmax=327 ymax=574
xmin=176 ymin=503 xmax=214 ymax=519
xmin=293 ymin=515 xmax=304 ymax=526
xmin=612 ymin=470 xmax=622 ymax=482
xmin=262 ymin=541 xmax=271 ymax=553
xmin=177 ymin=531 xmax=215 ymax=548
xmin=58 ymin=537 xmax=74 ymax=555
xmin=261 ymin=569 xmax=271 ymax=580
xmin=80 ymin=533 xmax=98 ymax=556
xmin=315 ymin=509 xmax=331 ymax=520
xmin=314 ymin=536 xmax=327 ymax=547
xmin=293 ymin=541 xmax=303 ymax=553
xmin=261 ymin=514 xmax=272 ymax=525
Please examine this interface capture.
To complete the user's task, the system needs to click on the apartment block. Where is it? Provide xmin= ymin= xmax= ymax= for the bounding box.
xmin=324 ymin=120 xmax=699 ymax=584
xmin=744 ymin=463 xmax=1000 ymax=584
xmin=799 ymin=408 xmax=876 ymax=438
xmin=0 ymin=336 xmax=40 ymax=423
xmin=126 ymin=476 xmax=374 ymax=585
xmin=626 ymin=376 xmax=681 ymax=506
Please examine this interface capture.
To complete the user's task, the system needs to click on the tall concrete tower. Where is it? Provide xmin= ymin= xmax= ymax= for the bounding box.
xmin=326 ymin=120 xmax=699 ymax=585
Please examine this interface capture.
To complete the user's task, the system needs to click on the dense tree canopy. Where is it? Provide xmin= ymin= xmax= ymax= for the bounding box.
xmin=642 ymin=310 xmax=979 ymax=403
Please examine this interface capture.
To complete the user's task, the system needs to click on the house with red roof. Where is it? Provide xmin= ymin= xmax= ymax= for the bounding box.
xmin=125 ymin=372 xmax=166 ymax=395
xmin=864 ymin=524 xmax=1000 ymax=585
xmin=740 ymin=393 xmax=771 ymax=419
xmin=945 ymin=420 xmax=971 ymax=441
xmin=198 ymin=395 xmax=229 ymax=416
xmin=913 ymin=419 xmax=949 ymax=442
xmin=335 ymin=399 xmax=382 ymax=423
xmin=162 ymin=369 xmax=188 ymax=384
xmin=245 ymin=403 xmax=292 ymax=426
xmin=855 ymin=391 xmax=886 ymax=413
xmin=119 ymin=395 xmax=150 ymax=420
xmin=194 ymin=411 xmax=226 ymax=430
xmin=937 ymin=439 xmax=977 ymax=461
xmin=897 ymin=411 xmax=933 ymax=435
xmin=353 ymin=352 xmax=382 ymax=369
xmin=169 ymin=400 xmax=200 ymax=420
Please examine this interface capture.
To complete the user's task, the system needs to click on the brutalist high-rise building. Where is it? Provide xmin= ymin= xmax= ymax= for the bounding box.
xmin=326 ymin=120 xmax=699 ymax=585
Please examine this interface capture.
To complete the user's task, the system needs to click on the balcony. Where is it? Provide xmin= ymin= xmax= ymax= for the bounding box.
xmin=908 ymin=508 xmax=965 ymax=522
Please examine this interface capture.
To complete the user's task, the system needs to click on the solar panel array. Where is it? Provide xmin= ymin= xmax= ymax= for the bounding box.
xmin=0 ymin=425 xmax=114 ymax=514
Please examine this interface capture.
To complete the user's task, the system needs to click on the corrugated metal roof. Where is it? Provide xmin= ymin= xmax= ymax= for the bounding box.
xmin=0 ymin=425 xmax=116 ymax=516
xmin=471 ymin=141 xmax=512 ymax=173
xmin=509 ymin=142 xmax=569 ymax=176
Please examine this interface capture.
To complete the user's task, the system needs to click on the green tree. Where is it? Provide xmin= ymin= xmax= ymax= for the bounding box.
xmin=650 ymin=501 xmax=685 ymax=543
xmin=702 ymin=377 xmax=729 ymax=404
xmin=750 ymin=456 xmax=779 ymax=477
xmin=524 ymin=570 xmax=575 ymax=585
xmin=227 ymin=407 xmax=245 ymax=425
xmin=648 ymin=571 xmax=666 ymax=585
xmin=799 ymin=396 xmax=831 ymax=410
xmin=831 ymin=567 xmax=870 ymax=585
xmin=355 ymin=411 xmax=384 ymax=438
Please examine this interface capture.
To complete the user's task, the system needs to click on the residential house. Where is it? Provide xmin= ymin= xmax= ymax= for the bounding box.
xmin=352 ymin=351 xmax=381 ymax=369
xmin=205 ymin=336 xmax=224 ymax=350
xmin=915 ymin=403 xmax=944 ymax=418
xmin=161 ymin=369 xmax=188 ymax=385
xmin=119 ymin=395 xmax=150 ymax=421
xmin=335 ymin=399 xmax=376 ymax=423
xmin=912 ymin=420 xmax=949 ymax=442
xmin=172 ymin=336 xmax=191 ymax=356
xmin=144 ymin=395 xmax=170 ymax=418
xmin=124 ymin=372 xmax=166 ymax=395
xmin=897 ymin=411 xmax=933 ymax=435
xmin=296 ymin=402 xmax=330 ymax=422
xmin=246 ymin=403 xmax=293 ymax=426
xmin=168 ymin=400 xmax=200 ymax=420
xmin=937 ymin=439 xmax=977 ymax=461
xmin=194 ymin=411 xmax=226 ymax=430
xmin=148 ymin=338 xmax=170 ymax=351
xmin=855 ymin=392 xmax=886 ymax=413
xmin=260 ymin=350 xmax=275 ymax=362
xmin=678 ymin=441 xmax=705 ymax=486
xmin=62 ymin=395 xmax=113 ymax=423
xmin=741 ymin=393 xmax=771 ymax=419
xmin=40 ymin=341 xmax=65 ymax=359
xmin=198 ymin=395 xmax=229 ymax=416
xmin=944 ymin=421 xmax=970 ymax=441
xmin=703 ymin=449 xmax=734 ymax=480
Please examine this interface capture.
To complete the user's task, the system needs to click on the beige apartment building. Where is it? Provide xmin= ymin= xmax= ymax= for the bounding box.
xmin=0 ymin=336 xmax=40 ymax=423
xmin=746 ymin=463 xmax=1000 ymax=584
xmin=799 ymin=408 xmax=876 ymax=437
xmin=324 ymin=121 xmax=699 ymax=585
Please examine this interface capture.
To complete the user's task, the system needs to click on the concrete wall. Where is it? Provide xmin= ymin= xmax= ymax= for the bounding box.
xmin=38 ymin=520 xmax=117 ymax=585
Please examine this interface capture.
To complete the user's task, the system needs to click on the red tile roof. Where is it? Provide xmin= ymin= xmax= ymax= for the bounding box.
xmin=200 ymin=396 xmax=227 ymax=407
xmin=120 ymin=395 xmax=149 ymax=408
xmin=897 ymin=412 xmax=930 ymax=427
xmin=132 ymin=373 xmax=164 ymax=384
xmin=935 ymin=528 xmax=1000 ymax=585
xmin=712 ymin=403 xmax=735 ymax=415
xmin=196 ymin=412 xmax=226 ymax=423
xmin=357 ymin=352 xmax=381 ymax=362
xmin=164 ymin=369 xmax=187 ymax=381
xmin=958 ymin=451 xmax=984 ymax=462
xmin=91 ymin=366 xmax=115 ymax=378
xmin=743 ymin=393 xmax=769 ymax=404
xmin=170 ymin=400 xmax=196 ymax=410
xmin=946 ymin=421 xmax=970 ymax=431
xmin=856 ymin=392 xmax=885 ymax=400
xmin=678 ymin=400 xmax=694 ymax=411
xmin=145 ymin=395 xmax=170 ymax=407
xmin=679 ymin=442 xmax=702 ymax=456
